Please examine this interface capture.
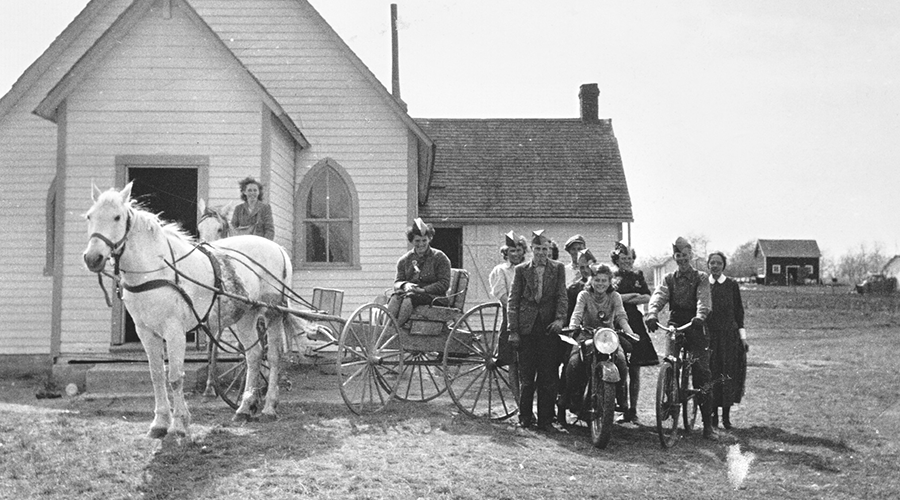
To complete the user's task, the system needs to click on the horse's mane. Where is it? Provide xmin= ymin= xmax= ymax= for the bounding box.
xmin=128 ymin=198 xmax=196 ymax=244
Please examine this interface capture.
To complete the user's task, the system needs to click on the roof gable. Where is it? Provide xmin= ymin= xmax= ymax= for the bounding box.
xmin=31 ymin=0 xmax=309 ymax=148
xmin=755 ymin=239 xmax=821 ymax=258
xmin=415 ymin=118 xmax=632 ymax=221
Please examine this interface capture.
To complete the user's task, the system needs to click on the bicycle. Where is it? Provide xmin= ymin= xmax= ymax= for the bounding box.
xmin=654 ymin=322 xmax=700 ymax=448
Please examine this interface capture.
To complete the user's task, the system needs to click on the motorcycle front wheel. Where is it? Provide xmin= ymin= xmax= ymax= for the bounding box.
xmin=656 ymin=361 xmax=680 ymax=448
xmin=590 ymin=368 xmax=616 ymax=449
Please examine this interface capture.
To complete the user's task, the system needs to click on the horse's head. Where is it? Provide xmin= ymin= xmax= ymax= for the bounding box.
xmin=197 ymin=199 xmax=233 ymax=242
xmin=83 ymin=182 xmax=134 ymax=272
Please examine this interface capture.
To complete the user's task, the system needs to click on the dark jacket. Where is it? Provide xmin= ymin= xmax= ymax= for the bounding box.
xmin=393 ymin=247 xmax=452 ymax=297
xmin=508 ymin=259 xmax=568 ymax=337
xmin=231 ymin=202 xmax=275 ymax=240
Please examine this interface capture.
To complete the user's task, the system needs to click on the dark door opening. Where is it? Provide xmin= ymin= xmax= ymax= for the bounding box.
xmin=430 ymin=227 xmax=463 ymax=269
xmin=122 ymin=167 xmax=198 ymax=344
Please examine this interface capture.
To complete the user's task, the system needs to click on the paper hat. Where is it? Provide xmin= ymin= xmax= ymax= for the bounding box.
xmin=411 ymin=217 xmax=431 ymax=237
xmin=576 ymin=248 xmax=597 ymax=266
xmin=564 ymin=234 xmax=586 ymax=251
xmin=505 ymin=230 xmax=518 ymax=248
xmin=531 ymin=229 xmax=551 ymax=245
xmin=672 ymin=236 xmax=692 ymax=253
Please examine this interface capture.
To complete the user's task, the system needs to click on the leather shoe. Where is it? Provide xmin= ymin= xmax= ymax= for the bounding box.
xmin=703 ymin=425 xmax=719 ymax=441
xmin=722 ymin=417 xmax=733 ymax=430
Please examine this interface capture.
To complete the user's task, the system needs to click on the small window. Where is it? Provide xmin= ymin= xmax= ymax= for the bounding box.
xmin=805 ymin=265 xmax=814 ymax=275
xmin=772 ymin=264 xmax=781 ymax=274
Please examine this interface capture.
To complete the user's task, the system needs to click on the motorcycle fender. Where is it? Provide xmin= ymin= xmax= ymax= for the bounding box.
xmin=599 ymin=360 xmax=620 ymax=383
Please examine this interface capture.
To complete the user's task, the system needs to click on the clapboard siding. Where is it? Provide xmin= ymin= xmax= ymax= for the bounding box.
xmin=268 ymin=113 xmax=295 ymax=253
xmin=0 ymin=1 xmax=131 ymax=355
xmin=2 ymin=0 xmax=423 ymax=356
xmin=57 ymin=5 xmax=272 ymax=353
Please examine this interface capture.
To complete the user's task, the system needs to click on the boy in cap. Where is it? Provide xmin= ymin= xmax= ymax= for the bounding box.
xmin=563 ymin=234 xmax=587 ymax=286
xmin=488 ymin=230 xmax=528 ymax=398
xmin=388 ymin=218 xmax=452 ymax=329
xmin=508 ymin=230 xmax=568 ymax=431
xmin=645 ymin=236 xmax=716 ymax=439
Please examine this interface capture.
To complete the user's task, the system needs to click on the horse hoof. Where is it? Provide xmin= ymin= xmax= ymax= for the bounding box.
xmin=148 ymin=427 xmax=168 ymax=439
xmin=232 ymin=412 xmax=251 ymax=423
xmin=258 ymin=413 xmax=278 ymax=424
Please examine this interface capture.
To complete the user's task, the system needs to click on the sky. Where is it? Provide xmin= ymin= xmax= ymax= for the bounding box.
xmin=1 ymin=0 xmax=898 ymax=263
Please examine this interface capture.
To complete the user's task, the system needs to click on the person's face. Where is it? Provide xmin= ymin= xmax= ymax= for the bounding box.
xmin=412 ymin=235 xmax=431 ymax=255
xmin=508 ymin=245 xmax=525 ymax=265
xmin=243 ymin=183 xmax=261 ymax=202
xmin=708 ymin=255 xmax=725 ymax=277
xmin=617 ymin=252 xmax=634 ymax=270
xmin=590 ymin=273 xmax=611 ymax=294
xmin=674 ymin=247 xmax=693 ymax=269
xmin=567 ymin=242 xmax=585 ymax=261
xmin=531 ymin=243 xmax=550 ymax=265
xmin=578 ymin=261 xmax=596 ymax=280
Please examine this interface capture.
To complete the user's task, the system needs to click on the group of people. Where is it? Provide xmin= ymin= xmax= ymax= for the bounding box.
xmin=239 ymin=179 xmax=749 ymax=440
xmin=486 ymin=230 xmax=749 ymax=440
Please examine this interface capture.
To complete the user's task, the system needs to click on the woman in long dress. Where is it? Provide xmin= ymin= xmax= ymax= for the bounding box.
xmin=706 ymin=251 xmax=749 ymax=429
xmin=611 ymin=242 xmax=658 ymax=423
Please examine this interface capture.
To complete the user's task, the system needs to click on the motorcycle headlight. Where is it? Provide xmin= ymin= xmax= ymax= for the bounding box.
xmin=592 ymin=327 xmax=619 ymax=355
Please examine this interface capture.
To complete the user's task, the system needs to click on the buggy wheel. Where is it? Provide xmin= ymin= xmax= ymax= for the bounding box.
xmin=209 ymin=327 xmax=269 ymax=410
xmin=682 ymin=364 xmax=699 ymax=433
xmin=393 ymin=350 xmax=449 ymax=402
xmin=337 ymin=303 xmax=403 ymax=415
xmin=590 ymin=372 xmax=617 ymax=449
xmin=655 ymin=361 xmax=680 ymax=448
xmin=443 ymin=302 xmax=518 ymax=420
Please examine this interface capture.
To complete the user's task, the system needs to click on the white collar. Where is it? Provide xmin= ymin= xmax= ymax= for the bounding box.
xmin=709 ymin=274 xmax=727 ymax=284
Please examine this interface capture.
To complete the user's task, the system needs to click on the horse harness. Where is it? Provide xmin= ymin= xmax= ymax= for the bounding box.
xmin=90 ymin=211 xmax=247 ymax=347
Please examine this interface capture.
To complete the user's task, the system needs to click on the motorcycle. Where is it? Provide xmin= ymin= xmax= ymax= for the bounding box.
xmin=559 ymin=325 xmax=622 ymax=449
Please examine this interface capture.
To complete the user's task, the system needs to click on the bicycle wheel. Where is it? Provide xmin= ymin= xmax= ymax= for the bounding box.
xmin=682 ymin=362 xmax=699 ymax=433
xmin=655 ymin=361 xmax=680 ymax=448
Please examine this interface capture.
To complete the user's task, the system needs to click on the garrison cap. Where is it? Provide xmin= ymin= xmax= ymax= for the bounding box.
xmin=564 ymin=234 xmax=586 ymax=251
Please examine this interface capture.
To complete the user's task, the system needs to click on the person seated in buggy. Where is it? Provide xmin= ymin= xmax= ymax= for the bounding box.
xmin=387 ymin=218 xmax=452 ymax=329
xmin=561 ymin=263 xmax=639 ymax=420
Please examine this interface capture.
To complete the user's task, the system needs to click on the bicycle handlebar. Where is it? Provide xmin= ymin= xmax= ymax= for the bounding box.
xmin=659 ymin=322 xmax=693 ymax=334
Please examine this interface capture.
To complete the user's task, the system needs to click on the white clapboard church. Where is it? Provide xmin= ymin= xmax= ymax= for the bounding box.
xmin=0 ymin=0 xmax=633 ymax=380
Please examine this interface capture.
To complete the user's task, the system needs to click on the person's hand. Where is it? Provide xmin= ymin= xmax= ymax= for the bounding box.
xmin=547 ymin=320 xmax=564 ymax=335
xmin=742 ymin=339 xmax=750 ymax=352
xmin=645 ymin=317 xmax=658 ymax=332
xmin=691 ymin=317 xmax=705 ymax=329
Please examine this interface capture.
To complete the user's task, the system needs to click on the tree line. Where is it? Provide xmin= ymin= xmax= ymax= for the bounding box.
xmin=635 ymin=235 xmax=892 ymax=285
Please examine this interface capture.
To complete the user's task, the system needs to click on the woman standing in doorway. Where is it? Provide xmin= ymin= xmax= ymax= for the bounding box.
xmin=231 ymin=177 xmax=275 ymax=240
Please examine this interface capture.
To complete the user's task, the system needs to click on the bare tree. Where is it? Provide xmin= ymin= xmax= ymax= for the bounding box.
xmin=838 ymin=243 xmax=888 ymax=284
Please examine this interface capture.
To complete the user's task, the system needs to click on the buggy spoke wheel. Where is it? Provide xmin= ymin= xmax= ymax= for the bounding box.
xmin=656 ymin=362 xmax=680 ymax=448
xmin=209 ymin=327 xmax=269 ymax=410
xmin=444 ymin=303 xmax=518 ymax=420
xmin=392 ymin=351 xmax=448 ymax=402
xmin=337 ymin=303 xmax=403 ymax=415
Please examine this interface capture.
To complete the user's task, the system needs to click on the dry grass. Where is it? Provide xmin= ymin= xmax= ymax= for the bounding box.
xmin=1 ymin=286 xmax=899 ymax=499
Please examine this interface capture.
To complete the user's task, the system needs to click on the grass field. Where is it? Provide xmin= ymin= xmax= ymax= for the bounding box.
xmin=1 ymin=286 xmax=898 ymax=499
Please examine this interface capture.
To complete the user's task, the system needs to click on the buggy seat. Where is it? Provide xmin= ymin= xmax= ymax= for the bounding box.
xmin=406 ymin=268 xmax=469 ymax=337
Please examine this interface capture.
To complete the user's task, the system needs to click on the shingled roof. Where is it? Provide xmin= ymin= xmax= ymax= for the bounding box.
xmin=755 ymin=239 xmax=821 ymax=258
xmin=415 ymin=118 xmax=633 ymax=221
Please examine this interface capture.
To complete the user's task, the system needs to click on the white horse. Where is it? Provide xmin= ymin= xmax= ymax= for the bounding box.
xmin=197 ymin=198 xmax=236 ymax=242
xmin=83 ymin=183 xmax=294 ymax=439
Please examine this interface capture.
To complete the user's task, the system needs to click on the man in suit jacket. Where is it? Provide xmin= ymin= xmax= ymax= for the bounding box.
xmin=508 ymin=230 xmax=568 ymax=430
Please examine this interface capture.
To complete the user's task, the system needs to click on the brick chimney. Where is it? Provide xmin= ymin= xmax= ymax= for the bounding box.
xmin=579 ymin=83 xmax=600 ymax=123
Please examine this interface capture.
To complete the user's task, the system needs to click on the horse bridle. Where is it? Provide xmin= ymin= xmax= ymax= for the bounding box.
xmin=198 ymin=209 xmax=231 ymax=239
xmin=90 ymin=208 xmax=134 ymax=275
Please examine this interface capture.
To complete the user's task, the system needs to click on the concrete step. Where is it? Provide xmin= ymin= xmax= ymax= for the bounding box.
xmin=85 ymin=363 xmax=208 ymax=395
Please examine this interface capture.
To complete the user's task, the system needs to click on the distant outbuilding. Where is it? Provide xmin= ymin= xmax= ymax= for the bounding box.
xmin=754 ymin=239 xmax=821 ymax=285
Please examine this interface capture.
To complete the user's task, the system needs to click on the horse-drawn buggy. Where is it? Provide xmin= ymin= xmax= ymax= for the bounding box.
xmin=83 ymin=184 xmax=517 ymax=439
